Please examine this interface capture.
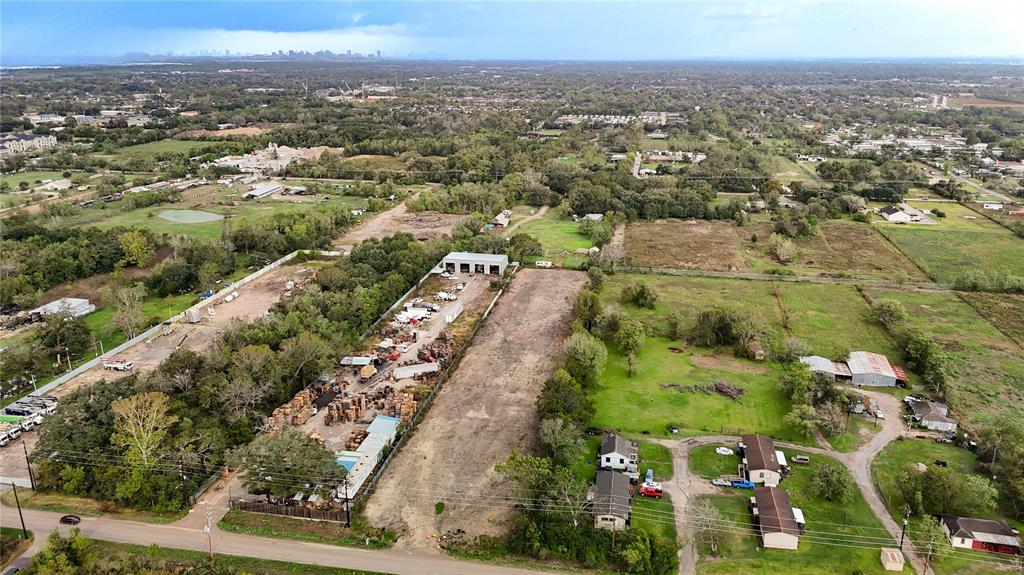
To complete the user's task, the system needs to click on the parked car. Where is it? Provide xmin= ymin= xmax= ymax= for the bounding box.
xmin=791 ymin=455 xmax=811 ymax=465
xmin=639 ymin=485 xmax=663 ymax=498
xmin=711 ymin=478 xmax=732 ymax=487
xmin=873 ymin=409 xmax=885 ymax=419
xmin=715 ymin=447 xmax=735 ymax=456
xmin=730 ymin=479 xmax=756 ymax=489
xmin=59 ymin=515 xmax=81 ymax=525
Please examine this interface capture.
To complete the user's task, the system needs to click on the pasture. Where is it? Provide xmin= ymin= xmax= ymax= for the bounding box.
xmin=861 ymin=288 xmax=1024 ymax=429
xmin=0 ymin=170 xmax=66 ymax=189
xmin=110 ymin=139 xmax=222 ymax=158
xmin=514 ymin=209 xmax=594 ymax=266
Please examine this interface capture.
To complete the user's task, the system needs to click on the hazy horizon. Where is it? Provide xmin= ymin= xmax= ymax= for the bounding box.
xmin=3 ymin=0 xmax=1024 ymax=67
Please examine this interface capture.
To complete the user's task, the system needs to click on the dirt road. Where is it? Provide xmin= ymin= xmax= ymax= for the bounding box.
xmin=363 ymin=269 xmax=587 ymax=549
xmin=501 ymin=205 xmax=548 ymax=235
xmin=333 ymin=201 xmax=467 ymax=253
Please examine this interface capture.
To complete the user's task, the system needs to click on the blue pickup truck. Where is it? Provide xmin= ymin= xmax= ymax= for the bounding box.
xmin=730 ymin=479 xmax=756 ymax=489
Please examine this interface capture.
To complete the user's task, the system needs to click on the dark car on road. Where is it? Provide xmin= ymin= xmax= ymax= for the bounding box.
xmin=59 ymin=515 xmax=81 ymax=525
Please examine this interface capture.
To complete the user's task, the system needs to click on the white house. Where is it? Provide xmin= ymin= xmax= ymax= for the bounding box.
xmin=879 ymin=205 xmax=912 ymax=223
xmin=909 ymin=399 xmax=958 ymax=433
xmin=598 ymin=433 xmax=637 ymax=471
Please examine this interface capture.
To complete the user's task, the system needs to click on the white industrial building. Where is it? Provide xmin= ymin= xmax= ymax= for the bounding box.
xmin=435 ymin=252 xmax=509 ymax=276
xmin=241 ymin=182 xmax=283 ymax=200
xmin=31 ymin=297 xmax=95 ymax=318
xmin=335 ymin=415 xmax=400 ymax=500
xmin=847 ymin=351 xmax=899 ymax=387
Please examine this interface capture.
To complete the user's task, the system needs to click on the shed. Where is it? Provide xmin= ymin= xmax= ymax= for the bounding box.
xmin=941 ymin=515 xmax=1023 ymax=555
xmin=491 ymin=213 xmax=510 ymax=228
xmin=880 ymin=548 xmax=905 ymax=571
xmin=799 ymin=356 xmax=852 ymax=381
xmin=340 ymin=356 xmax=374 ymax=367
xmin=393 ymin=362 xmax=440 ymax=380
xmin=31 ymin=297 xmax=96 ymax=318
xmin=242 ymin=182 xmax=283 ymax=200
xmin=847 ymin=351 xmax=897 ymax=387
xmin=880 ymin=205 xmax=911 ymax=223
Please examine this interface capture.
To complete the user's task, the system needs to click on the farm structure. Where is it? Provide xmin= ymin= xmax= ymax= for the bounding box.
xmin=241 ymin=182 xmax=283 ymax=200
xmin=31 ymin=297 xmax=96 ymax=318
xmin=803 ymin=351 xmax=906 ymax=387
xmin=435 ymin=252 xmax=509 ymax=276
xmin=750 ymin=486 xmax=805 ymax=550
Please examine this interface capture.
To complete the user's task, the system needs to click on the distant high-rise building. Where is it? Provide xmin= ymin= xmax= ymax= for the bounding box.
xmin=376 ymin=50 xmax=382 ymax=58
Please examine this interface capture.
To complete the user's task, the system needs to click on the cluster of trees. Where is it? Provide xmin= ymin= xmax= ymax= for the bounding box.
xmin=897 ymin=460 xmax=999 ymax=519
xmin=952 ymin=270 xmax=1024 ymax=294
xmin=871 ymin=299 xmax=950 ymax=396
xmin=0 ymin=218 xmax=160 ymax=307
xmin=225 ymin=205 xmax=355 ymax=261
xmin=777 ymin=361 xmax=859 ymax=439
xmin=815 ymin=159 xmax=925 ymax=202
xmin=145 ymin=237 xmax=236 ymax=297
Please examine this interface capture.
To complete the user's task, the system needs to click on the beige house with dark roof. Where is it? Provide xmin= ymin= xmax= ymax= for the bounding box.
xmin=750 ymin=486 xmax=805 ymax=550
xmin=740 ymin=434 xmax=783 ymax=487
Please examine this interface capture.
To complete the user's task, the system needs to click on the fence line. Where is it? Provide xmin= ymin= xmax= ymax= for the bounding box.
xmin=617 ymin=266 xmax=952 ymax=290
xmin=229 ymin=499 xmax=349 ymax=524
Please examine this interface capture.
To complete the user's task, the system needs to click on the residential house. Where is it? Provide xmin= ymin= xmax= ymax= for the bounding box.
xmin=491 ymin=212 xmax=510 ymax=228
xmin=750 ymin=486 xmax=805 ymax=550
xmin=598 ymin=433 xmax=638 ymax=472
xmin=908 ymin=399 xmax=958 ymax=433
xmin=940 ymin=516 xmax=1022 ymax=555
xmin=593 ymin=469 xmax=631 ymax=530
xmin=739 ymin=434 xmax=783 ymax=487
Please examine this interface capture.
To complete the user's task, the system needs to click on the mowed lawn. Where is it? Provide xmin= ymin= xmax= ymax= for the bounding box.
xmin=861 ymin=288 xmax=1024 ymax=430
xmin=871 ymin=440 xmax=1013 ymax=575
xmin=514 ymin=209 xmax=594 ymax=266
xmin=875 ymin=203 xmax=1024 ymax=283
xmin=698 ymin=451 xmax=905 ymax=575
xmin=0 ymin=170 xmax=67 ymax=189
xmin=76 ymin=196 xmax=368 ymax=240
xmin=109 ymin=139 xmax=222 ymax=158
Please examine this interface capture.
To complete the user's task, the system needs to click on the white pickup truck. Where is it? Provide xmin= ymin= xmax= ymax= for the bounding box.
xmin=102 ymin=357 xmax=134 ymax=371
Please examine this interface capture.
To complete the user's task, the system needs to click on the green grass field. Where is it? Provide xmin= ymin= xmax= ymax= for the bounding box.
xmin=875 ymin=203 xmax=1024 ymax=283
xmin=1 ymin=526 xmax=32 ymax=566
xmin=861 ymin=288 xmax=1024 ymax=430
xmin=110 ymin=139 xmax=222 ymax=158
xmin=689 ymin=444 xmax=741 ymax=479
xmin=698 ymin=451 xmax=908 ymax=575
xmin=771 ymin=157 xmax=821 ymax=184
xmin=871 ymin=440 xmax=1013 ymax=575
xmin=341 ymin=154 xmax=407 ymax=171
xmin=514 ymin=209 xmax=594 ymax=266
xmin=633 ymin=493 xmax=678 ymax=542
xmin=0 ymin=170 xmax=67 ymax=189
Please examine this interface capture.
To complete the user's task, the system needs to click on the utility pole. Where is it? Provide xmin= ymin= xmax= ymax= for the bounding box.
xmin=343 ymin=475 xmax=351 ymax=528
xmin=22 ymin=440 xmax=36 ymax=490
xmin=11 ymin=483 xmax=29 ymax=539
xmin=204 ymin=507 xmax=215 ymax=560
xmin=179 ymin=456 xmax=189 ymax=509
xmin=899 ymin=507 xmax=911 ymax=548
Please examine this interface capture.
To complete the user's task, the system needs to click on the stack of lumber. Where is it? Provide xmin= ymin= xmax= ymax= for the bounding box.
xmin=324 ymin=395 xmax=368 ymax=426
xmin=345 ymin=429 xmax=368 ymax=450
xmin=381 ymin=392 xmax=417 ymax=422
xmin=266 ymin=388 xmax=318 ymax=432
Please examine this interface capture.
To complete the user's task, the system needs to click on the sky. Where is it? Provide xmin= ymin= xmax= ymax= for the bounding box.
xmin=2 ymin=0 xmax=1024 ymax=65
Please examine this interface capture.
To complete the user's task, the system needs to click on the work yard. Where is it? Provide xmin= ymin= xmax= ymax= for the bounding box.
xmin=876 ymin=203 xmax=1024 ymax=283
xmin=698 ymin=451 xmax=904 ymax=575
xmin=624 ymin=219 xmax=927 ymax=281
xmin=363 ymin=269 xmax=587 ymax=548
xmin=861 ymin=288 xmax=1024 ymax=431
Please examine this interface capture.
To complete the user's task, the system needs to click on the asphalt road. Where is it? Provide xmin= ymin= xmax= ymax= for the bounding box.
xmin=0 ymin=503 xmax=567 ymax=575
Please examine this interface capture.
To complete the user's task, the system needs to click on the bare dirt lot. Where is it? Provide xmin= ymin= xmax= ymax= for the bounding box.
xmin=177 ymin=126 xmax=271 ymax=138
xmin=50 ymin=263 xmax=313 ymax=398
xmin=949 ymin=97 xmax=1024 ymax=109
xmin=363 ymin=268 xmax=587 ymax=548
xmin=625 ymin=219 xmax=742 ymax=271
xmin=333 ymin=202 xmax=467 ymax=252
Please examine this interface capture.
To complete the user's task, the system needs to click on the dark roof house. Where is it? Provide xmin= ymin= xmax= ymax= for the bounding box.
xmin=941 ymin=516 xmax=1022 ymax=555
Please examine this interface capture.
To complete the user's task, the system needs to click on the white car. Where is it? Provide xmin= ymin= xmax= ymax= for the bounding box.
xmin=715 ymin=447 xmax=735 ymax=456
xmin=711 ymin=478 xmax=731 ymax=487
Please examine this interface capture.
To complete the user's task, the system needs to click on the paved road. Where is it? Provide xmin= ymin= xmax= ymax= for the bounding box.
xmin=953 ymin=174 xmax=1017 ymax=204
xmin=0 ymin=500 xmax=570 ymax=575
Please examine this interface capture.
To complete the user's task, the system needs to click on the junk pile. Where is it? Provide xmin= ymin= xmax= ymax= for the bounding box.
xmin=345 ymin=429 xmax=369 ymax=450
xmin=380 ymin=391 xmax=417 ymax=422
xmin=417 ymin=333 xmax=453 ymax=364
xmin=660 ymin=380 xmax=746 ymax=401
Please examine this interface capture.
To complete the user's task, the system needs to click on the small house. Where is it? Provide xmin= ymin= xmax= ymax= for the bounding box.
xmin=491 ymin=212 xmax=510 ymax=228
xmin=941 ymin=516 xmax=1022 ymax=555
xmin=739 ymin=434 xmax=783 ymax=487
xmin=593 ymin=469 xmax=631 ymax=531
xmin=910 ymin=400 xmax=958 ymax=433
xmin=982 ymin=203 xmax=1003 ymax=210
xmin=598 ymin=433 xmax=638 ymax=471
xmin=750 ymin=486 xmax=804 ymax=550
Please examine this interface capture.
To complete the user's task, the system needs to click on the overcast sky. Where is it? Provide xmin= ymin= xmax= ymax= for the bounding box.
xmin=3 ymin=0 xmax=1023 ymax=65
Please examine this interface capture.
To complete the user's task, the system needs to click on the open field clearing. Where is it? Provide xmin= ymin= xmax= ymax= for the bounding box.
xmin=177 ymin=125 xmax=272 ymax=138
xmin=949 ymin=97 xmax=1024 ymax=109
xmin=101 ymin=138 xmax=225 ymax=159
xmin=333 ymin=202 xmax=467 ymax=252
xmin=875 ymin=203 xmax=1024 ymax=283
xmin=861 ymin=288 xmax=1024 ymax=431
xmin=49 ymin=262 xmax=316 ymax=398
xmin=364 ymin=269 xmax=587 ymax=547
xmin=0 ymin=170 xmax=66 ymax=189
xmin=698 ymin=450 xmax=904 ymax=575
xmin=341 ymin=154 xmax=407 ymax=171
xmin=958 ymin=292 xmax=1024 ymax=345
xmin=771 ymin=156 xmax=820 ymax=184
xmin=625 ymin=219 xmax=927 ymax=281
xmin=514 ymin=208 xmax=594 ymax=266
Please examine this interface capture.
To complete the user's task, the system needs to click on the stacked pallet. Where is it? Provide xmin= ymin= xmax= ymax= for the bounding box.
xmin=266 ymin=388 xmax=318 ymax=432
xmin=381 ymin=392 xmax=417 ymax=422
xmin=323 ymin=395 xmax=368 ymax=426
xmin=345 ymin=429 xmax=368 ymax=450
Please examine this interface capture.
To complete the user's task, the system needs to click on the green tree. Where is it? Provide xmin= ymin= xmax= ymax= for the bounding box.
xmin=110 ymin=283 xmax=146 ymax=339
xmin=873 ymin=299 xmax=908 ymax=328
xmin=229 ymin=428 xmax=347 ymax=499
xmin=615 ymin=317 xmax=646 ymax=357
xmin=917 ymin=516 xmax=951 ymax=570
xmin=39 ymin=311 xmax=91 ymax=357
xmin=784 ymin=404 xmax=818 ymax=438
xmin=118 ymin=229 xmax=154 ymax=268
xmin=810 ymin=464 xmax=852 ymax=502
xmin=32 ymin=529 xmax=97 ymax=575
xmin=621 ymin=280 xmax=658 ymax=309
xmin=561 ymin=330 xmax=607 ymax=387
xmin=111 ymin=391 xmax=178 ymax=468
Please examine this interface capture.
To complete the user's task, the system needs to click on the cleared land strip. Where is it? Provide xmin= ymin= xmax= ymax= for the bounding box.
xmin=618 ymin=266 xmax=953 ymax=290
xmin=363 ymin=268 xmax=587 ymax=549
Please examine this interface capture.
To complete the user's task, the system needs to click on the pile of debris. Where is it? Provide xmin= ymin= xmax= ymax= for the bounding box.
xmin=324 ymin=395 xmax=369 ymax=426
xmin=661 ymin=380 xmax=746 ymax=402
xmin=266 ymin=388 xmax=317 ymax=432
xmin=418 ymin=333 xmax=453 ymax=364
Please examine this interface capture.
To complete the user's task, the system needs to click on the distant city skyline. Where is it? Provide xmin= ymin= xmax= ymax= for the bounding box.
xmin=2 ymin=1 xmax=1023 ymax=66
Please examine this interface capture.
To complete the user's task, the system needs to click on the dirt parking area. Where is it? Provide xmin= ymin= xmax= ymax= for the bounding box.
xmin=50 ymin=263 xmax=314 ymax=398
xmin=334 ymin=202 xmax=467 ymax=252
xmin=0 ymin=427 xmax=38 ymax=483
xmin=363 ymin=268 xmax=587 ymax=548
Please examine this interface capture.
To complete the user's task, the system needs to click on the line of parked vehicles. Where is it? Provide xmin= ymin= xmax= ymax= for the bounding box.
xmin=0 ymin=395 xmax=57 ymax=446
